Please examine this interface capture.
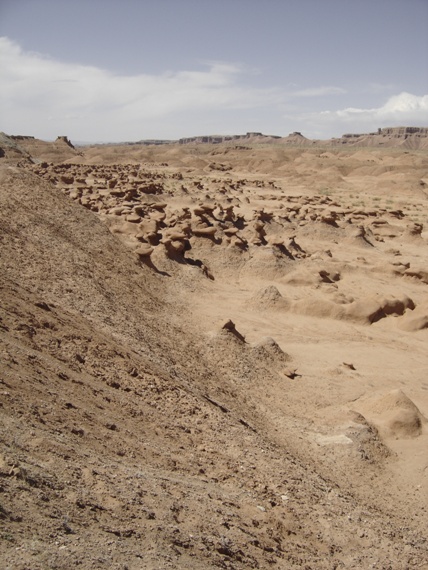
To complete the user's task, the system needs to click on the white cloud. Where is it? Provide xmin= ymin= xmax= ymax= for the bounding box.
xmin=283 ymin=92 xmax=428 ymax=138
xmin=0 ymin=37 xmax=283 ymax=140
xmin=333 ymin=92 xmax=428 ymax=120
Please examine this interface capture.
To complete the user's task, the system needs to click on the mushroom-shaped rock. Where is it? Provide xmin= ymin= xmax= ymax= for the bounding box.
xmin=136 ymin=243 xmax=154 ymax=257
xmin=287 ymin=236 xmax=306 ymax=253
xmin=133 ymin=205 xmax=147 ymax=216
xmin=110 ymin=188 xmax=126 ymax=197
xmin=179 ymin=207 xmax=192 ymax=219
xmin=139 ymin=183 xmax=164 ymax=194
xmin=126 ymin=213 xmax=141 ymax=223
xmin=404 ymin=222 xmax=423 ymax=239
xmin=320 ymin=210 xmax=338 ymax=226
xmin=319 ymin=269 xmax=341 ymax=283
xmin=162 ymin=237 xmax=188 ymax=257
xmin=266 ymin=235 xmax=284 ymax=247
xmin=125 ymin=189 xmax=139 ymax=200
xmin=141 ymin=231 xmax=161 ymax=245
xmin=193 ymin=206 xmax=209 ymax=217
xmin=220 ymin=205 xmax=235 ymax=222
xmin=150 ymin=211 xmax=166 ymax=223
xmin=149 ymin=202 xmax=167 ymax=211
xmin=108 ymin=206 xmax=125 ymax=216
xmin=257 ymin=210 xmax=274 ymax=222
xmin=164 ymin=229 xmax=189 ymax=241
xmin=138 ymin=219 xmax=159 ymax=235
xmin=177 ymin=221 xmax=192 ymax=233
xmin=192 ymin=225 xmax=217 ymax=237
xmin=198 ymin=203 xmax=216 ymax=217
xmin=60 ymin=175 xmax=74 ymax=185
xmin=169 ymin=240 xmax=186 ymax=253
xmin=223 ymin=227 xmax=239 ymax=237
xmin=229 ymin=235 xmax=248 ymax=250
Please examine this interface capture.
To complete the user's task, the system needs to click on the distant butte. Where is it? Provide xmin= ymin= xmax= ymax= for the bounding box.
xmin=3 ymin=127 xmax=426 ymax=150
xmin=135 ymin=127 xmax=428 ymax=149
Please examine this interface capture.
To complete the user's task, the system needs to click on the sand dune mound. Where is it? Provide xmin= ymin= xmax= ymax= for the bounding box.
xmin=289 ymin=293 xmax=414 ymax=325
xmin=398 ymin=301 xmax=428 ymax=331
xmin=239 ymin=246 xmax=295 ymax=279
xmin=251 ymin=336 xmax=291 ymax=364
xmin=339 ymin=293 xmax=414 ymax=324
xmin=356 ymin=390 xmax=427 ymax=439
xmin=292 ymin=296 xmax=343 ymax=320
xmin=344 ymin=410 xmax=391 ymax=462
xmin=282 ymin=267 xmax=322 ymax=286
xmin=311 ymin=408 xmax=391 ymax=466
xmin=248 ymin=284 xmax=290 ymax=310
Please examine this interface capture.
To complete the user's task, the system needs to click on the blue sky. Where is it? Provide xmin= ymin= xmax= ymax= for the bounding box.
xmin=1 ymin=0 xmax=427 ymax=142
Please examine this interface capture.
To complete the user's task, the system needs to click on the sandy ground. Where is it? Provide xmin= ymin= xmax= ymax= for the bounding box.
xmin=1 ymin=135 xmax=428 ymax=569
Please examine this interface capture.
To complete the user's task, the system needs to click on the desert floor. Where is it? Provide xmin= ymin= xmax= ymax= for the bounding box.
xmin=1 ymin=137 xmax=428 ymax=569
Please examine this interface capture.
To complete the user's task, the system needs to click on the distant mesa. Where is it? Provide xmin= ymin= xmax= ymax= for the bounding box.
xmin=378 ymin=126 xmax=428 ymax=136
xmin=178 ymin=132 xmax=282 ymax=145
xmin=331 ymin=126 xmax=428 ymax=149
xmin=341 ymin=127 xmax=428 ymax=138
xmin=137 ymin=127 xmax=428 ymax=149
xmin=135 ymin=139 xmax=175 ymax=146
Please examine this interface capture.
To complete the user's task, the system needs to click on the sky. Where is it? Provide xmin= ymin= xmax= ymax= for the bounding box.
xmin=1 ymin=0 xmax=427 ymax=142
